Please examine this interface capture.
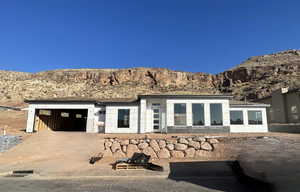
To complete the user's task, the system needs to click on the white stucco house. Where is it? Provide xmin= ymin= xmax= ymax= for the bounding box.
xmin=25 ymin=94 xmax=270 ymax=133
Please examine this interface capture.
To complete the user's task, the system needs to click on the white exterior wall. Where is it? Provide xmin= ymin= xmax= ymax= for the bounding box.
xmin=25 ymin=103 xmax=96 ymax=133
xmin=105 ymin=105 xmax=139 ymax=133
xmin=26 ymin=105 xmax=35 ymax=133
xmin=139 ymin=99 xmax=147 ymax=133
xmin=94 ymin=106 xmax=106 ymax=133
xmin=166 ymin=99 xmax=230 ymax=127
xmin=25 ymin=98 xmax=269 ymax=134
xmin=229 ymin=107 xmax=268 ymax=132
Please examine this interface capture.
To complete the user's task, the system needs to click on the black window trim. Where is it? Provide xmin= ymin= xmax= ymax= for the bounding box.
xmin=192 ymin=103 xmax=205 ymax=127
xmin=174 ymin=103 xmax=187 ymax=126
xmin=117 ymin=109 xmax=130 ymax=128
xmin=230 ymin=110 xmax=244 ymax=125
xmin=210 ymin=103 xmax=223 ymax=126
xmin=248 ymin=110 xmax=263 ymax=125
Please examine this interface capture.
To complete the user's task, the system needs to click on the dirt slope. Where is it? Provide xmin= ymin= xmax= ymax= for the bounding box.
xmin=0 ymin=130 xmax=104 ymax=175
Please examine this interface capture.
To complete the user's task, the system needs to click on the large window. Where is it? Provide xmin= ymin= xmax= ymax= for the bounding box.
xmin=210 ymin=104 xmax=223 ymax=125
xmin=39 ymin=110 xmax=51 ymax=116
xmin=248 ymin=111 xmax=262 ymax=125
xmin=192 ymin=104 xmax=205 ymax=126
xmin=230 ymin=111 xmax=243 ymax=125
xmin=118 ymin=109 xmax=130 ymax=128
xmin=174 ymin=103 xmax=186 ymax=126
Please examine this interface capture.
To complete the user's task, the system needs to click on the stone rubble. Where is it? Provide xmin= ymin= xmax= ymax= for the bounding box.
xmin=0 ymin=135 xmax=22 ymax=153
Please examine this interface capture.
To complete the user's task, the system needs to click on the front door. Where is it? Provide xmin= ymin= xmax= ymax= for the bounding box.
xmin=152 ymin=104 xmax=161 ymax=132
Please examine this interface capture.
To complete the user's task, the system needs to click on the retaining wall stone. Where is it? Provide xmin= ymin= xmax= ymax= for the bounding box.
xmin=103 ymin=136 xmax=219 ymax=159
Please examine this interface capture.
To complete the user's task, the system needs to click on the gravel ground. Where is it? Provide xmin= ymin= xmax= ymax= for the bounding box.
xmin=234 ymin=136 xmax=300 ymax=192
xmin=0 ymin=135 xmax=22 ymax=153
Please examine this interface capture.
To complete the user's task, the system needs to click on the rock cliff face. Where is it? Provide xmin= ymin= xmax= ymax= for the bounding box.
xmin=216 ymin=50 xmax=300 ymax=100
xmin=1 ymin=49 xmax=300 ymax=103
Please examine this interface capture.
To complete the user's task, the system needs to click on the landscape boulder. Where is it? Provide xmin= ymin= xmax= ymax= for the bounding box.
xmin=157 ymin=148 xmax=171 ymax=159
xmin=150 ymin=140 xmax=160 ymax=152
xmin=208 ymin=138 xmax=219 ymax=144
xmin=171 ymin=150 xmax=185 ymax=158
xmin=158 ymin=140 xmax=166 ymax=149
xmin=178 ymin=138 xmax=188 ymax=144
xmin=142 ymin=146 xmax=158 ymax=159
xmin=166 ymin=143 xmax=174 ymax=151
xmin=193 ymin=136 xmax=206 ymax=142
xmin=120 ymin=139 xmax=130 ymax=146
xmin=130 ymin=139 xmax=139 ymax=145
xmin=201 ymin=142 xmax=213 ymax=151
xmin=187 ymin=137 xmax=193 ymax=142
xmin=104 ymin=141 xmax=112 ymax=150
xmin=185 ymin=148 xmax=196 ymax=158
xmin=137 ymin=142 xmax=149 ymax=150
xmin=122 ymin=145 xmax=127 ymax=153
xmin=111 ymin=141 xmax=121 ymax=153
xmin=195 ymin=150 xmax=213 ymax=158
xmin=174 ymin=143 xmax=188 ymax=151
xmin=188 ymin=140 xmax=200 ymax=150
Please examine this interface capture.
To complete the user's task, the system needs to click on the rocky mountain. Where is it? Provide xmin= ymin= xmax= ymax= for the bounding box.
xmin=216 ymin=49 xmax=300 ymax=100
xmin=1 ymin=49 xmax=300 ymax=104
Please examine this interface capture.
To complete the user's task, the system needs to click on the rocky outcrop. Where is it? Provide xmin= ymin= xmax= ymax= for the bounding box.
xmin=214 ymin=50 xmax=300 ymax=100
xmin=0 ymin=68 xmax=217 ymax=102
xmin=1 ymin=49 xmax=300 ymax=102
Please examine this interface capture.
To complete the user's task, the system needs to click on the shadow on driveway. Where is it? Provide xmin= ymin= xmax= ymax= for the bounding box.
xmin=168 ymin=161 xmax=273 ymax=192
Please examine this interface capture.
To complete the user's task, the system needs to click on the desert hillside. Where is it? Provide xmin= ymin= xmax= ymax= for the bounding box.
xmin=1 ymin=49 xmax=300 ymax=104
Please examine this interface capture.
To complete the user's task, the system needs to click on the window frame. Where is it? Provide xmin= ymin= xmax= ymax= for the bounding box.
xmin=248 ymin=110 xmax=263 ymax=125
xmin=61 ymin=112 xmax=69 ymax=118
xmin=117 ymin=109 xmax=130 ymax=128
xmin=39 ymin=109 xmax=51 ymax=116
xmin=192 ymin=103 xmax=205 ymax=126
xmin=174 ymin=103 xmax=187 ymax=126
xmin=210 ymin=103 xmax=223 ymax=126
xmin=230 ymin=110 xmax=244 ymax=125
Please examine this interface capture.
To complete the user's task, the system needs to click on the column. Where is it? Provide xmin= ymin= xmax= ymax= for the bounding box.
xmin=26 ymin=106 xmax=35 ymax=133
xmin=86 ymin=107 xmax=96 ymax=133
xmin=139 ymin=99 xmax=147 ymax=133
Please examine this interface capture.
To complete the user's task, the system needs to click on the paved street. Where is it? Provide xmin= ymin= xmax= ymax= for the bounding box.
xmin=0 ymin=152 xmax=270 ymax=192
xmin=0 ymin=177 xmax=250 ymax=192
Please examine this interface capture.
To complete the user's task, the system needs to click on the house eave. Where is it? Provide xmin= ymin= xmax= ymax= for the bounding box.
xmin=138 ymin=94 xmax=233 ymax=99
xmin=230 ymin=104 xmax=270 ymax=108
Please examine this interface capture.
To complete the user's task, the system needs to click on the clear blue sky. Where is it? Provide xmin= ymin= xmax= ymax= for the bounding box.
xmin=0 ymin=0 xmax=299 ymax=74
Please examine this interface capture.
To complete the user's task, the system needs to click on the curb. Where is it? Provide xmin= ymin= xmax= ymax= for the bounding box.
xmin=0 ymin=173 xmax=240 ymax=180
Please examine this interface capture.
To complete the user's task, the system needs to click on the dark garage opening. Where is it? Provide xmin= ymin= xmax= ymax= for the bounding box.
xmin=34 ymin=109 xmax=88 ymax=132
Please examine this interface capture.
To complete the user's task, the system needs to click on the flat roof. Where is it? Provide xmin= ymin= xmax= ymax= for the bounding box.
xmin=25 ymin=94 xmax=234 ymax=103
xmin=24 ymin=97 xmax=138 ymax=104
xmin=229 ymin=100 xmax=270 ymax=107
xmin=25 ymin=94 xmax=270 ymax=107
xmin=138 ymin=94 xmax=233 ymax=99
